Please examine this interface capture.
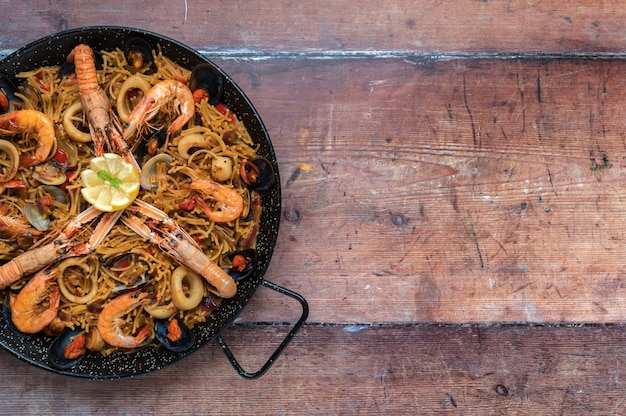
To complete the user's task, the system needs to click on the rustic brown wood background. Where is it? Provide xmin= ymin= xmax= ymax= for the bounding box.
xmin=2 ymin=1 xmax=626 ymax=414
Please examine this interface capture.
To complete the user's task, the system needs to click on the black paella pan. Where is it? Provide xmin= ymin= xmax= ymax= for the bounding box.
xmin=0 ymin=26 xmax=308 ymax=379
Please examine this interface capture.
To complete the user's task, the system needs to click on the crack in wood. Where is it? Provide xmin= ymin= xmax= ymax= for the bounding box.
xmin=463 ymin=74 xmax=480 ymax=148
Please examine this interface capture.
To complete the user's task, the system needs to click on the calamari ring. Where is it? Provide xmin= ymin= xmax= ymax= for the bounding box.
xmin=57 ymin=258 xmax=98 ymax=304
xmin=170 ymin=266 xmax=204 ymax=311
xmin=144 ymin=301 xmax=177 ymax=319
xmin=116 ymin=74 xmax=152 ymax=123
xmin=62 ymin=101 xmax=92 ymax=143
xmin=0 ymin=139 xmax=20 ymax=182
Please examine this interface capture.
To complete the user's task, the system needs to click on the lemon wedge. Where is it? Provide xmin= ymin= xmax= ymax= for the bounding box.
xmin=80 ymin=153 xmax=140 ymax=212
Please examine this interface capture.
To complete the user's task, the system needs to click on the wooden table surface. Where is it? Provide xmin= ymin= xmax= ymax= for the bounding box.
xmin=2 ymin=1 xmax=626 ymax=414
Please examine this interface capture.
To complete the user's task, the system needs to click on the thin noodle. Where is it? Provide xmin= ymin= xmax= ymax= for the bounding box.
xmin=0 ymin=46 xmax=263 ymax=355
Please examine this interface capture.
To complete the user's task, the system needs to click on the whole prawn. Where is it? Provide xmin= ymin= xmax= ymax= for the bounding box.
xmin=123 ymin=79 xmax=194 ymax=142
xmin=97 ymin=291 xmax=152 ymax=348
xmin=10 ymin=267 xmax=61 ymax=334
xmin=122 ymin=199 xmax=237 ymax=298
xmin=69 ymin=44 xmax=139 ymax=171
xmin=0 ymin=109 xmax=56 ymax=167
xmin=187 ymin=177 xmax=244 ymax=223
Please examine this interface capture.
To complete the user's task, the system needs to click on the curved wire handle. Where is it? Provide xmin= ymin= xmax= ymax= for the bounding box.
xmin=216 ymin=280 xmax=309 ymax=379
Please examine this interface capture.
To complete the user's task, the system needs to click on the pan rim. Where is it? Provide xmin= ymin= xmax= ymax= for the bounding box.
xmin=0 ymin=25 xmax=282 ymax=379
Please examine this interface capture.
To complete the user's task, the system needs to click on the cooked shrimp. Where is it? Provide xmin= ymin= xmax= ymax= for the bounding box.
xmin=10 ymin=267 xmax=61 ymax=334
xmin=0 ymin=110 xmax=56 ymax=167
xmin=123 ymin=79 xmax=194 ymax=141
xmin=97 ymin=291 xmax=152 ymax=348
xmin=187 ymin=177 xmax=244 ymax=223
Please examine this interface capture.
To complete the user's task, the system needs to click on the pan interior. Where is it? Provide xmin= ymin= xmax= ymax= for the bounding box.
xmin=0 ymin=26 xmax=281 ymax=379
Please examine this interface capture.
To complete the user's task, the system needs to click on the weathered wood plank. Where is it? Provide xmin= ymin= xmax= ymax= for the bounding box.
xmin=1 ymin=1 xmax=626 ymax=55
xmin=209 ymin=57 xmax=626 ymax=324
xmin=0 ymin=325 xmax=624 ymax=415
xmin=1 ymin=4 xmax=625 ymax=325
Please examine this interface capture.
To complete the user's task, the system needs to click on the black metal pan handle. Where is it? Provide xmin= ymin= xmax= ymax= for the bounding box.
xmin=216 ymin=280 xmax=309 ymax=379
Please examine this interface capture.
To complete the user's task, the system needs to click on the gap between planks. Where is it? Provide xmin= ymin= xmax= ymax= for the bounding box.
xmin=4 ymin=50 xmax=626 ymax=61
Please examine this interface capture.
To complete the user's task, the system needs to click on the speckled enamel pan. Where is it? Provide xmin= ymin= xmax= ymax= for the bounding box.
xmin=0 ymin=26 xmax=308 ymax=380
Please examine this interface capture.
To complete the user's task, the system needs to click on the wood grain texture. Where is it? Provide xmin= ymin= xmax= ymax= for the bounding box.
xmin=0 ymin=325 xmax=625 ymax=415
xmin=1 ymin=1 xmax=626 ymax=56
xmin=2 ymin=1 xmax=626 ymax=414
xmin=212 ymin=57 xmax=626 ymax=324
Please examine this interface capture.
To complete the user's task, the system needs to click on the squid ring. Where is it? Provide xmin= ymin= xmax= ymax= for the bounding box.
xmin=144 ymin=301 xmax=177 ymax=319
xmin=62 ymin=101 xmax=92 ymax=143
xmin=170 ymin=266 xmax=204 ymax=311
xmin=116 ymin=74 xmax=152 ymax=123
xmin=0 ymin=139 xmax=20 ymax=182
xmin=57 ymin=258 xmax=98 ymax=304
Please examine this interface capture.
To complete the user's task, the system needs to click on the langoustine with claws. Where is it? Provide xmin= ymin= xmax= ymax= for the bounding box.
xmin=121 ymin=199 xmax=237 ymax=298
xmin=0 ymin=38 xmax=274 ymax=364
xmin=68 ymin=44 xmax=140 ymax=172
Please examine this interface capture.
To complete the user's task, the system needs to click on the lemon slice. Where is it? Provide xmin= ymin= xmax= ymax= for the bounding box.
xmin=80 ymin=153 xmax=140 ymax=212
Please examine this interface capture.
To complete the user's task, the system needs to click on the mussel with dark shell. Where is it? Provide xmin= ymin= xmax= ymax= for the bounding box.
xmin=48 ymin=328 xmax=87 ymax=370
xmin=225 ymin=249 xmax=257 ymax=282
xmin=135 ymin=128 xmax=167 ymax=166
xmin=240 ymin=157 xmax=276 ymax=191
xmin=189 ymin=63 xmax=223 ymax=105
xmin=0 ymin=73 xmax=19 ymax=113
xmin=124 ymin=37 xmax=154 ymax=70
xmin=155 ymin=317 xmax=195 ymax=353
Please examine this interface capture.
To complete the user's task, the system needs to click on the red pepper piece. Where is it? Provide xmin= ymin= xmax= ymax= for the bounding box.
xmin=60 ymin=171 xmax=75 ymax=191
xmin=53 ymin=148 xmax=68 ymax=165
xmin=177 ymin=199 xmax=196 ymax=211
xmin=34 ymin=72 xmax=50 ymax=92
xmin=215 ymin=103 xmax=236 ymax=123
xmin=116 ymin=258 xmax=131 ymax=269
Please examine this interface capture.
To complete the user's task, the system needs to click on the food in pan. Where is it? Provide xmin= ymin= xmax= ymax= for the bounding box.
xmin=0 ymin=37 xmax=273 ymax=367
